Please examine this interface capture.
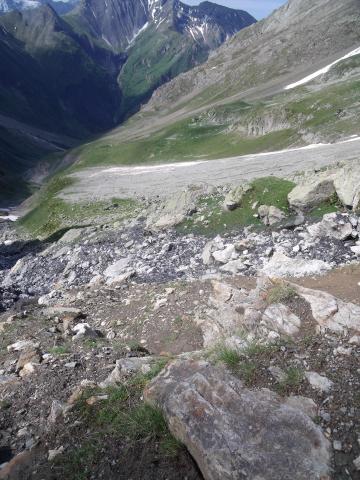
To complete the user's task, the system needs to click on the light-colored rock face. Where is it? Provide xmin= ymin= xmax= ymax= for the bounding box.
xmin=262 ymin=251 xmax=331 ymax=277
xmin=146 ymin=187 xmax=203 ymax=230
xmin=288 ymin=175 xmax=336 ymax=210
xmin=145 ymin=359 xmax=331 ymax=480
xmin=292 ymin=283 xmax=360 ymax=333
xmin=262 ymin=303 xmax=301 ymax=336
xmin=223 ymin=184 xmax=251 ymax=211
xmin=307 ymin=213 xmax=354 ymax=240
xmin=334 ymin=161 xmax=360 ymax=209
xmin=258 ymin=205 xmax=286 ymax=225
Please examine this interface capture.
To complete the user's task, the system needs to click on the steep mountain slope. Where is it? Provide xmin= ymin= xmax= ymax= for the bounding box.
xmin=147 ymin=0 xmax=360 ymax=110
xmin=68 ymin=0 xmax=256 ymax=116
xmin=0 ymin=0 xmax=78 ymax=15
xmin=0 ymin=5 xmax=125 ymax=204
xmin=0 ymin=0 xmax=255 ymax=205
xmin=73 ymin=0 xmax=359 ymax=171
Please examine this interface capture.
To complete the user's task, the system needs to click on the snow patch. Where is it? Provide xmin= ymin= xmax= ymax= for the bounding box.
xmin=285 ymin=46 xmax=360 ymax=90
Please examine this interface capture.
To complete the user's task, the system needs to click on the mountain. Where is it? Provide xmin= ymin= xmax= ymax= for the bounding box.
xmin=74 ymin=0 xmax=360 ymax=174
xmin=0 ymin=4 xmax=125 ymax=204
xmin=68 ymin=0 xmax=256 ymax=115
xmin=147 ymin=0 xmax=360 ymax=110
xmin=0 ymin=0 xmax=78 ymax=15
xmin=0 ymin=0 xmax=255 ymax=205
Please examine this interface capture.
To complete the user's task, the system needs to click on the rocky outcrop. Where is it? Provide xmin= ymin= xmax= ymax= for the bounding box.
xmin=293 ymin=283 xmax=360 ymax=334
xmin=288 ymin=174 xmax=336 ymax=210
xmin=223 ymin=184 xmax=251 ymax=211
xmin=262 ymin=251 xmax=331 ymax=277
xmin=307 ymin=212 xmax=356 ymax=240
xmin=145 ymin=359 xmax=331 ymax=480
xmin=146 ymin=188 xmax=203 ymax=230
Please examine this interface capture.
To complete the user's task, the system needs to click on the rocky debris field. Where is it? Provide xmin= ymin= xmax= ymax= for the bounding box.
xmin=1 ymin=209 xmax=360 ymax=312
xmin=1 ymin=173 xmax=360 ymax=479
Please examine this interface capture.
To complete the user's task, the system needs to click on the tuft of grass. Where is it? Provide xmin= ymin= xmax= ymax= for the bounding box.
xmin=216 ymin=346 xmax=241 ymax=371
xmin=54 ymin=441 xmax=99 ymax=480
xmin=266 ymin=281 xmax=297 ymax=304
xmin=276 ymin=366 xmax=304 ymax=395
xmin=48 ymin=345 xmax=70 ymax=356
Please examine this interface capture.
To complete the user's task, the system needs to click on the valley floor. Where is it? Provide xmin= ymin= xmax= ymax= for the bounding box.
xmin=60 ymin=136 xmax=360 ymax=202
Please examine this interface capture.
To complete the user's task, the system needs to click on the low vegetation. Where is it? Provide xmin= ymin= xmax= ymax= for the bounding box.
xmin=178 ymin=176 xmax=295 ymax=235
xmin=19 ymin=174 xmax=138 ymax=238
xmin=55 ymin=361 xmax=180 ymax=479
xmin=266 ymin=281 xmax=297 ymax=304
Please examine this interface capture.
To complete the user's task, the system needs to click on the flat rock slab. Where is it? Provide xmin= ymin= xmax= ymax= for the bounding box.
xmin=145 ymin=359 xmax=330 ymax=480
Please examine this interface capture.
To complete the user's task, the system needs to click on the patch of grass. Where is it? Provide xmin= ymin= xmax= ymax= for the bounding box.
xmin=266 ymin=281 xmax=297 ymax=304
xmin=216 ymin=346 xmax=242 ymax=371
xmin=55 ymin=441 xmax=99 ymax=480
xmin=19 ymin=171 xmax=138 ymax=238
xmin=309 ymin=192 xmax=340 ymax=218
xmin=276 ymin=366 xmax=304 ymax=395
xmin=48 ymin=345 xmax=70 ymax=356
xmin=238 ymin=361 xmax=257 ymax=386
xmin=178 ymin=176 xmax=295 ymax=235
xmin=76 ymin=116 xmax=297 ymax=170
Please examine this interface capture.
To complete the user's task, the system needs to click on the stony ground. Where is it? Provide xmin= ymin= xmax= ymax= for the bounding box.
xmin=1 ymin=189 xmax=360 ymax=479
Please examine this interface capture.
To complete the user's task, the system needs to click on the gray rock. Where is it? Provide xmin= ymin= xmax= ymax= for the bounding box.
xmin=58 ymin=228 xmax=83 ymax=244
xmin=288 ymin=175 xmax=336 ymax=210
xmin=99 ymin=357 xmax=155 ymax=388
xmin=223 ymin=184 xmax=251 ymax=211
xmin=212 ymin=245 xmax=236 ymax=264
xmin=262 ymin=304 xmax=301 ymax=336
xmin=285 ymin=396 xmax=318 ymax=419
xmin=305 ymin=371 xmax=333 ymax=393
xmin=72 ymin=323 xmax=99 ymax=342
xmin=293 ymin=283 xmax=360 ymax=333
xmin=262 ymin=251 xmax=331 ymax=278
xmin=307 ymin=213 xmax=353 ymax=240
xmin=145 ymin=359 xmax=331 ymax=480
xmin=146 ymin=187 xmax=203 ymax=230
xmin=334 ymin=161 xmax=360 ymax=209
xmin=258 ymin=205 xmax=286 ymax=225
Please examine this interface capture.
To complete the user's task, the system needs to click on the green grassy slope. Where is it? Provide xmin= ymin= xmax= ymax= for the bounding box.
xmin=119 ymin=24 xmax=208 ymax=118
xmin=75 ymin=57 xmax=360 ymax=170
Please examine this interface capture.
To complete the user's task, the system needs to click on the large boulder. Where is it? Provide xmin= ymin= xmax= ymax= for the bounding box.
xmin=146 ymin=187 xmax=203 ymax=230
xmin=334 ymin=161 xmax=360 ymax=210
xmin=288 ymin=174 xmax=336 ymax=210
xmin=292 ymin=283 xmax=360 ymax=334
xmin=307 ymin=213 xmax=353 ymax=240
xmin=262 ymin=251 xmax=331 ymax=277
xmin=223 ymin=184 xmax=251 ymax=211
xmin=145 ymin=359 xmax=331 ymax=480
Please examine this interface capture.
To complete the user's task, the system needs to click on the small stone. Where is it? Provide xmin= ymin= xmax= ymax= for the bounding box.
xmin=154 ymin=298 xmax=167 ymax=310
xmin=48 ymin=400 xmax=64 ymax=425
xmin=64 ymin=362 xmax=78 ymax=369
xmin=305 ymin=372 xmax=333 ymax=393
xmin=86 ymin=395 xmax=108 ymax=406
xmin=48 ymin=446 xmax=64 ymax=462
xmin=349 ymin=335 xmax=360 ymax=345
xmin=333 ymin=440 xmax=342 ymax=451
xmin=333 ymin=346 xmax=352 ymax=356
xmin=353 ymin=455 xmax=360 ymax=470
xmin=7 ymin=340 xmax=39 ymax=353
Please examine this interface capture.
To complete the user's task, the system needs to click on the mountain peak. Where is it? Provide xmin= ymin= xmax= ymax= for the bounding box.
xmin=73 ymin=0 xmax=256 ymax=51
